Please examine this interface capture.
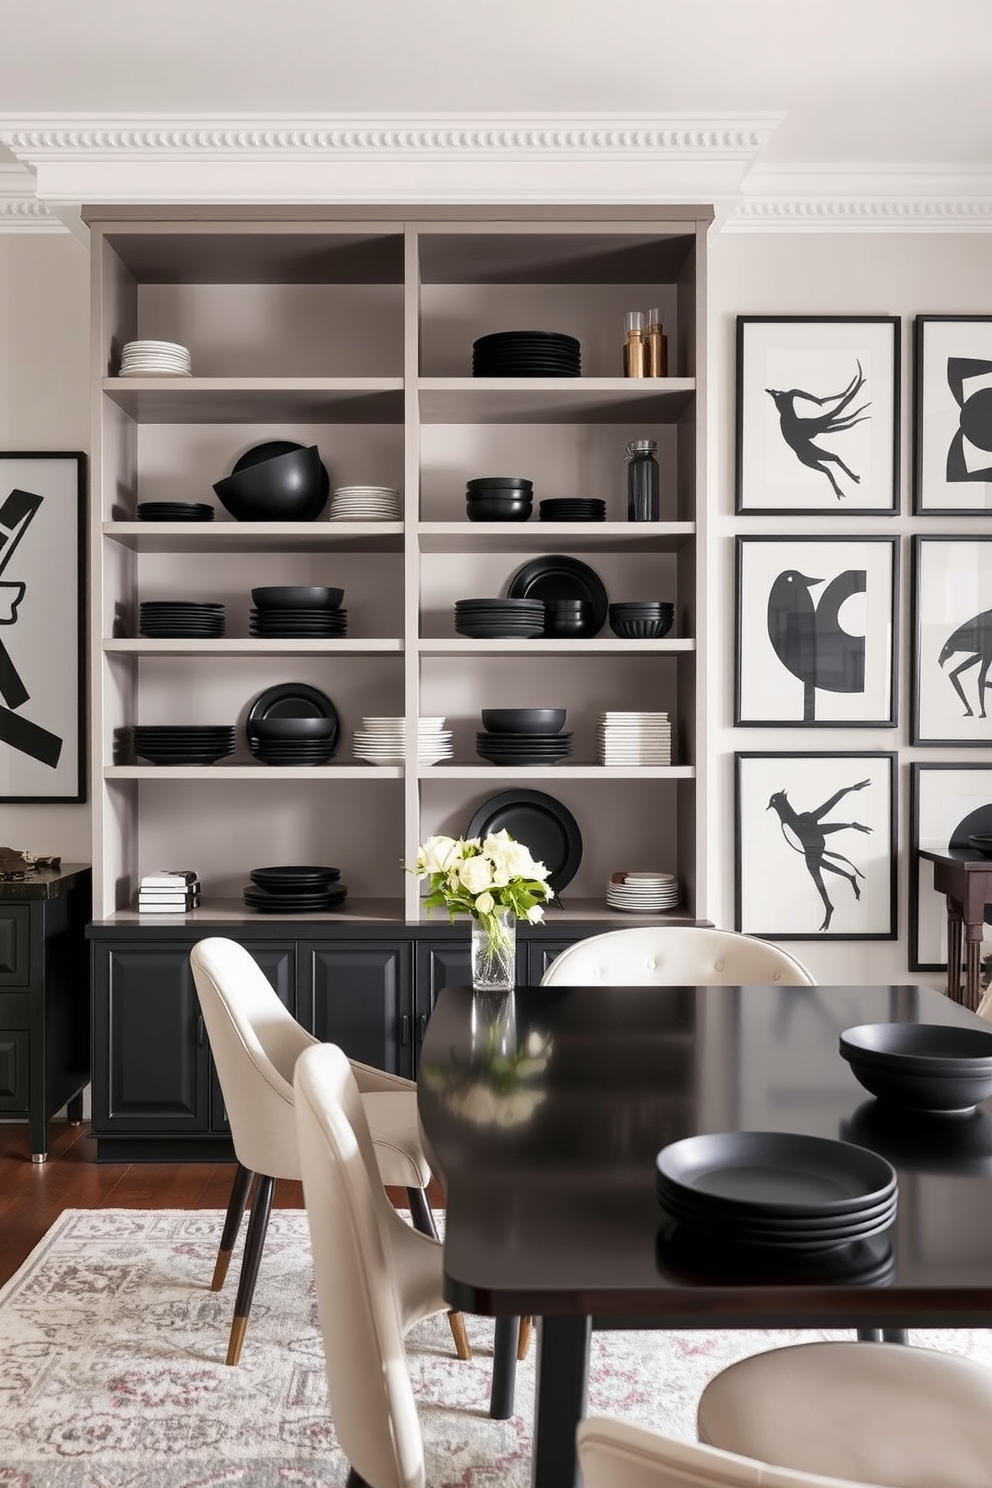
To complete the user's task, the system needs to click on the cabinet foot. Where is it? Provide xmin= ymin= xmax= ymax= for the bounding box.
xmin=31 ymin=1152 xmax=48 ymax=1164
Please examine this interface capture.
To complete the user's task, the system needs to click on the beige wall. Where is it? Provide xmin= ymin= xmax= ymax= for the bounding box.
xmin=0 ymin=234 xmax=91 ymax=860
xmin=2 ymin=226 xmax=990 ymax=983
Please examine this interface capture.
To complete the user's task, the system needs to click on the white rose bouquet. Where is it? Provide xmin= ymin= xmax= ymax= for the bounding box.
xmin=410 ymin=830 xmax=552 ymax=964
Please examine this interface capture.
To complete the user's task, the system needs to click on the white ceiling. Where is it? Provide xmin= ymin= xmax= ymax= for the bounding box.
xmin=1 ymin=0 xmax=989 ymax=168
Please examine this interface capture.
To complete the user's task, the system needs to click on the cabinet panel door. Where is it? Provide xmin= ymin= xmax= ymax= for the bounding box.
xmin=0 ymin=906 xmax=30 ymax=987
xmin=526 ymin=937 xmax=580 ymax=985
xmin=305 ymin=942 xmax=413 ymax=1078
xmin=209 ymin=943 xmax=297 ymax=1133
xmin=0 ymin=1029 xmax=28 ymax=1111
xmin=91 ymin=943 xmax=208 ymax=1134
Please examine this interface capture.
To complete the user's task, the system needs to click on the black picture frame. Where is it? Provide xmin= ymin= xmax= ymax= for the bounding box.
xmin=0 ymin=452 xmax=86 ymax=803
xmin=735 ymin=316 xmax=900 ymax=515
xmin=912 ymin=534 xmax=992 ymax=746
xmin=913 ymin=315 xmax=992 ymax=515
xmin=735 ymin=750 xmax=897 ymax=940
xmin=735 ymin=534 xmax=898 ymax=727
xmin=910 ymin=762 xmax=992 ymax=971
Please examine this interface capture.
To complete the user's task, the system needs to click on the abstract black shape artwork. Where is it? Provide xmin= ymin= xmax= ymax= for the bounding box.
xmin=766 ymin=567 xmax=867 ymax=722
xmin=945 ymin=357 xmax=992 ymax=482
xmin=765 ymin=361 xmax=870 ymax=500
xmin=0 ymin=453 xmax=85 ymax=803
xmin=914 ymin=317 xmax=992 ymax=514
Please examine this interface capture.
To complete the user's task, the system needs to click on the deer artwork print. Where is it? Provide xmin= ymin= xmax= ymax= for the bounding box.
xmin=766 ymin=777 xmax=873 ymax=932
xmin=765 ymin=361 xmax=871 ymax=501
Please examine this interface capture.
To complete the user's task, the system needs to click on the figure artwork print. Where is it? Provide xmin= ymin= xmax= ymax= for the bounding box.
xmin=736 ymin=317 xmax=899 ymax=515
xmin=913 ymin=536 xmax=992 ymax=745
xmin=914 ymin=317 xmax=992 ymax=514
xmin=736 ymin=752 xmax=896 ymax=941
xmin=0 ymin=454 xmax=85 ymax=803
xmin=736 ymin=535 xmax=898 ymax=727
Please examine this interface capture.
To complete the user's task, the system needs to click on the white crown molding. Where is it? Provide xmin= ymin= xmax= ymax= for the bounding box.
xmin=0 ymin=111 xmax=779 ymax=222
xmin=726 ymin=166 xmax=992 ymax=232
xmin=0 ymin=163 xmax=61 ymax=232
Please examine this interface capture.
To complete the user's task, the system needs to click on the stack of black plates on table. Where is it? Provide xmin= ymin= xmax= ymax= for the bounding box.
xmin=132 ymin=725 xmax=236 ymax=765
xmin=136 ymin=502 xmax=215 ymax=522
xmin=139 ymin=602 xmax=226 ymax=638
xmin=472 ymin=330 xmax=581 ymax=377
xmin=250 ymin=585 xmax=347 ymax=638
xmin=454 ymin=598 xmax=545 ymax=638
xmin=243 ymin=864 xmax=347 ymax=913
xmin=655 ymin=1131 xmax=897 ymax=1258
xmin=476 ymin=707 xmax=572 ymax=766
xmin=538 ymin=498 xmax=606 ymax=522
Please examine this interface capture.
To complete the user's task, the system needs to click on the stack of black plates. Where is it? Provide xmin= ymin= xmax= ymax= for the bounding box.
xmin=454 ymin=598 xmax=545 ymax=638
xmin=132 ymin=725 xmax=236 ymax=765
xmin=476 ymin=724 xmax=573 ymax=766
xmin=472 ymin=331 xmax=581 ymax=377
xmin=250 ymin=607 xmax=348 ymax=638
xmin=538 ymin=498 xmax=606 ymax=522
xmin=136 ymin=502 xmax=214 ymax=522
xmin=655 ymin=1131 xmax=897 ymax=1255
xmin=139 ymin=602 xmax=225 ymax=638
xmin=243 ymin=864 xmax=347 ymax=913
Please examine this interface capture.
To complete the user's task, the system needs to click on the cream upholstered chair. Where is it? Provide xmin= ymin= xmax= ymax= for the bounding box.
xmin=540 ymin=926 xmax=815 ymax=987
xmin=697 ymin=1340 xmax=992 ymax=1488
xmin=189 ymin=936 xmax=469 ymax=1367
xmin=294 ymin=1039 xmax=451 ymax=1488
xmin=577 ymin=1417 xmax=878 ymax=1488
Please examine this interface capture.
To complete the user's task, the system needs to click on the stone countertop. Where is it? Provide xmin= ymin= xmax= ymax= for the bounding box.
xmin=0 ymin=864 xmax=92 ymax=900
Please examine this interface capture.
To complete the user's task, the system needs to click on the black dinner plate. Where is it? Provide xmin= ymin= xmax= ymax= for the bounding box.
xmin=249 ymin=866 xmax=341 ymax=887
xmin=656 ymin=1182 xmax=897 ymax=1236
xmin=506 ymin=555 xmax=608 ymax=636
xmin=473 ymin=330 xmax=581 ymax=346
xmin=656 ymin=1132 xmax=896 ymax=1218
xmin=465 ymin=788 xmax=582 ymax=894
xmin=246 ymin=683 xmax=340 ymax=748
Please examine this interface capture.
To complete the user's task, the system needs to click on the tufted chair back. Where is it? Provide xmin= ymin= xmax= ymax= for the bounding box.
xmin=539 ymin=926 xmax=815 ymax=987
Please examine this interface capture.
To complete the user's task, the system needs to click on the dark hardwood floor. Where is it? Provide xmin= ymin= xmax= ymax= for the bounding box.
xmin=0 ymin=1118 xmax=430 ymax=1289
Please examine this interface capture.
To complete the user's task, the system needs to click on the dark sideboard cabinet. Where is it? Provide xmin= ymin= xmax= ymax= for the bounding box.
xmin=87 ymin=919 xmax=590 ymax=1161
xmin=0 ymin=866 xmax=92 ymax=1161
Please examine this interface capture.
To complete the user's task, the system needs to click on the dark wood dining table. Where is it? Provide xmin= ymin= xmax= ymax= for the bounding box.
xmin=417 ymin=982 xmax=992 ymax=1488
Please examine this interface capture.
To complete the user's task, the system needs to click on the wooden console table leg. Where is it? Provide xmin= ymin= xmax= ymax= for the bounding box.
xmin=946 ymin=898 xmax=964 ymax=1004
xmin=964 ymin=920 xmax=985 ymax=1014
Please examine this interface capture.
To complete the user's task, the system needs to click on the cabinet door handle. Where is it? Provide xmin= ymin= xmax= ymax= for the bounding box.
xmin=400 ymin=1013 xmax=410 ymax=1046
xmin=418 ymin=1013 xmax=428 ymax=1044
xmin=197 ymin=1014 xmax=205 ymax=1047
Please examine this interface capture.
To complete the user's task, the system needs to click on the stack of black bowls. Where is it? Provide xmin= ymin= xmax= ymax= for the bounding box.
xmin=465 ymin=476 xmax=533 ymax=521
xmin=476 ymin=708 xmax=572 ymax=766
xmin=212 ymin=440 xmax=329 ymax=522
xmin=249 ymin=585 xmax=347 ymax=638
xmin=247 ymin=717 xmax=339 ymax=766
xmin=543 ymin=598 xmax=595 ymax=638
xmin=472 ymin=331 xmax=581 ymax=377
xmin=243 ymin=864 xmax=347 ymax=914
xmin=608 ymin=601 xmax=674 ymax=639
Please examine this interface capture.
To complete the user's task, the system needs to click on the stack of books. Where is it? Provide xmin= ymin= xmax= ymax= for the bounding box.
xmin=137 ymin=869 xmax=201 ymax=914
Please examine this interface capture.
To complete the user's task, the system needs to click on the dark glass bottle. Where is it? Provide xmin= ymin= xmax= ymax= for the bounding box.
xmin=625 ymin=439 xmax=660 ymax=521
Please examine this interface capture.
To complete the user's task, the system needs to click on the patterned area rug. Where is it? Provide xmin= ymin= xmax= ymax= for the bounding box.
xmin=3 ymin=1208 xmax=992 ymax=1487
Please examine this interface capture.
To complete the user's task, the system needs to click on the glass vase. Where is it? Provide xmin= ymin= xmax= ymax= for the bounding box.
xmin=470 ymin=909 xmax=516 ymax=993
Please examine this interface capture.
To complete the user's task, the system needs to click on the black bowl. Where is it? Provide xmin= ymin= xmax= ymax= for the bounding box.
xmin=609 ymin=601 xmax=675 ymax=613
xmin=543 ymin=612 xmax=594 ymax=638
xmin=214 ymin=444 xmax=329 ymax=521
xmin=466 ymin=476 xmax=534 ymax=491
xmin=249 ymin=717 xmax=338 ymax=739
xmin=251 ymin=586 xmax=344 ymax=610
xmin=608 ymin=614 xmax=674 ymax=639
xmin=466 ymin=497 xmax=533 ymax=522
xmin=481 ymin=708 xmax=566 ymax=735
xmin=840 ymin=1023 xmax=992 ymax=1113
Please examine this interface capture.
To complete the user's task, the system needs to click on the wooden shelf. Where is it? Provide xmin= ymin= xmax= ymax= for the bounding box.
xmin=418 ymin=638 xmax=694 ymax=656
xmin=102 ymin=521 xmax=404 ymax=553
xmin=105 ymin=764 xmax=402 ymax=781
xmin=420 ymin=764 xmax=694 ymax=780
xmin=417 ymin=521 xmax=695 ymax=554
xmin=104 ymin=639 xmax=403 ymax=657
xmin=102 ymin=377 xmax=404 ymax=424
xmin=417 ymin=378 xmax=696 ymax=424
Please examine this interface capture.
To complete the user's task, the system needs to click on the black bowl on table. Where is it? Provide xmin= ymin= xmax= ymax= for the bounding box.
xmin=213 ymin=443 xmax=329 ymax=522
xmin=481 ymin=708 xmax=567 ymax=735
xmin=251 ymin=586 xmax=344 ymax=610
xmin=840 ymin=1022 xmax=992 ymax=1113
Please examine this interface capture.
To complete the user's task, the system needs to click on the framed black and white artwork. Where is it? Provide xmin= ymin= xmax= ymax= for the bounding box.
xmin=735 ymin=751 xmax=897 ymax=940
xmin=735 ymin=316 xmax=900 ymax=515
xmin=913 ymin=315 xmax=992 ymax=514
xmin=912 ymin=535 xmax=992 ymax=745
xmin=0 ymin=452 xmax=86 ymax=803
xmin=910 ymin=763 xmax=992 ymax=971
xmin=735 ymin=535 xmax=898 ymax=727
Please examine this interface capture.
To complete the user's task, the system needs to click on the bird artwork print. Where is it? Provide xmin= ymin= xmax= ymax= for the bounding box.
xmin=766 ymin=568 xmax=867 ymax=722
xmin=765 ymin=361 xmax=870 ymax=501
xmin=938 ymin=607 xmax=992 ymax=718
xmin=766 ymin=778 xmax=873 ymax=932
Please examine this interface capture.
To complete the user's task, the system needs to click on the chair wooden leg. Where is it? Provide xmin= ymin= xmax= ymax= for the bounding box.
xmin=211 ymin=1162 xmax=254 ymax=1292
xmin=406 ymin=1185 xmax=473 ymax=1361
xmin=226 ymin=1172 xmax=274 ymax=1366
xmin=517 ymin=1315 xmax=533 ymax=1360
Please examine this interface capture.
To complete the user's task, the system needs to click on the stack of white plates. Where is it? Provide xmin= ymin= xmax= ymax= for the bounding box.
xmin=597 ymin=711 xmax=672 ymax=766
xmin=330 ymin=486 xmax=402 ymax=521
xmin=118 ymin=340 xmax=192 ymax=378
xmin=353 ymin=716 xmax=453 ymax=765
xmin=607 ymin=870 xmax=680 ymax=913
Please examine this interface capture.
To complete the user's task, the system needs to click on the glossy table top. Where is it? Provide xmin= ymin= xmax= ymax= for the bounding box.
xmin=418 ymin=983 xmax=992 ymax=1327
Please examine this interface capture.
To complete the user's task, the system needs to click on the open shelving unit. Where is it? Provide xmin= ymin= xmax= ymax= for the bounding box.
xmin=87 ymin=205 xmax=711 ymax=930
